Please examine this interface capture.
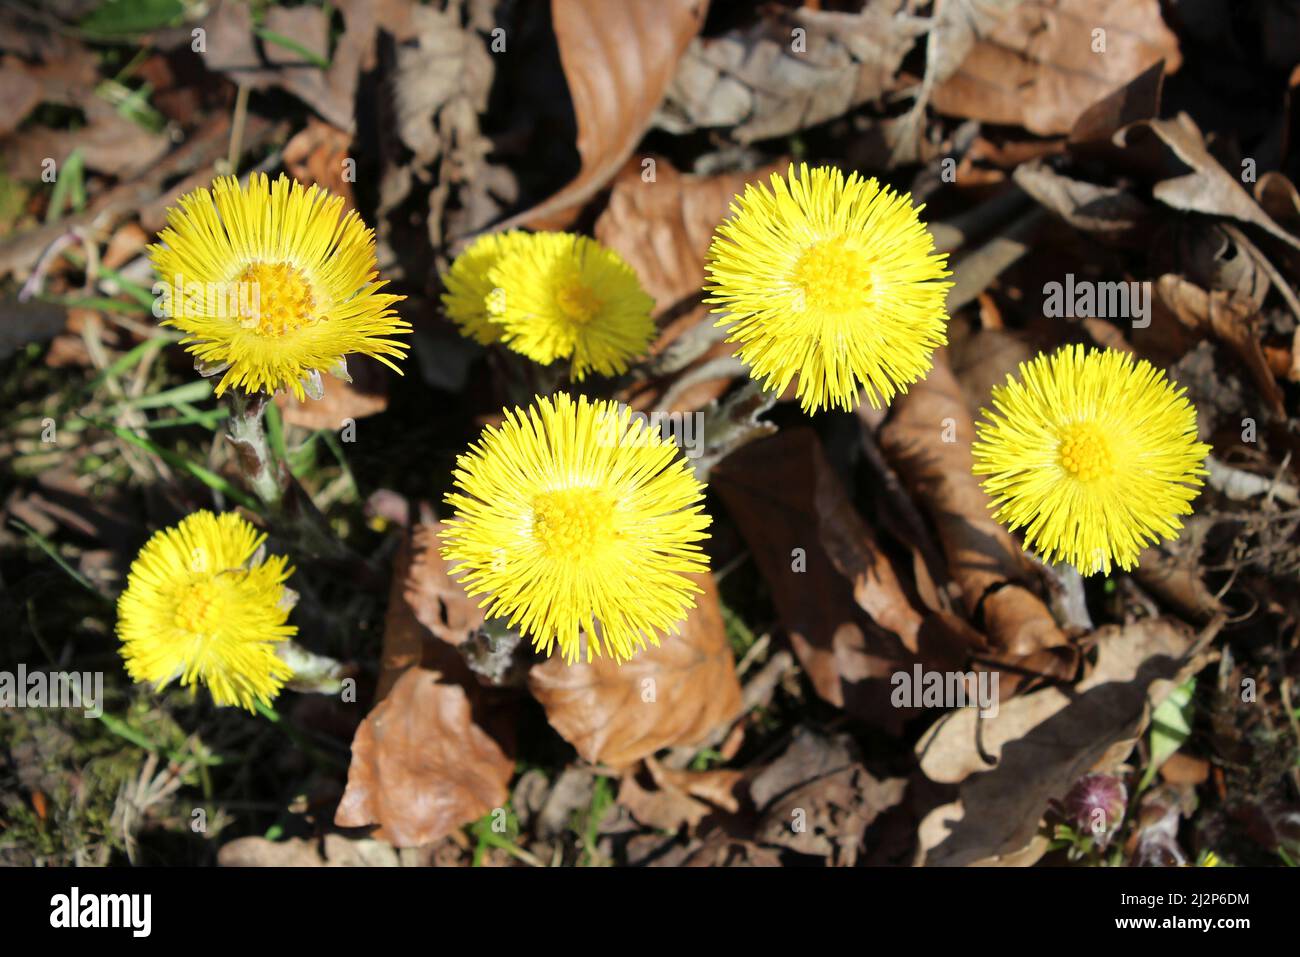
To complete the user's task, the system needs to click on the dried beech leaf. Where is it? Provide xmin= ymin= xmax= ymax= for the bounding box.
xmin=878 ymin=350 xmax=1072 ymax=673
xmin=914 ymin=617 xmax=1214 ymax=866
xmin=1012 ymin=160 xmax=1151 ymax=239
xmin=1155 ymin=273 xmax=1286 ymax=416
xmin=595 ymin=156 xmax=785 ymax=409
xmin=1120 ymin=112 xmax=1300 ymax=253
xmin=595 ymin=157 xmax=784 ymax=341
xmin=931 ymin=0 xmax=1181 ymax=136
xmin=334 ymin=666 xmax=514 ymax=847
xmin=711 ymin=429 xmax=972 ymax=731
xmin=497 ymin=0 xmax=708 ymax=229
xmin=527 ymin=571 xmax=741 ymax=769
xmin=656 ymin=1 xmax=927 ymax=143
xmin=618 ymin=757 xmax=740 ymax=832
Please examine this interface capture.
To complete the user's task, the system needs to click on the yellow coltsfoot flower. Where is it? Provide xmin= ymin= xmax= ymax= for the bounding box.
xmin=706 ymin=162 xmax=952 ymax=412
xmin=971 ymin=345 xmax=1212 ymax=576
xmin=116 ymin=511 xmax=297 ymax=710
xmin=486 ymin=232 xmax=655 ymax=380
xmin=440 ymin=392 xmax=710 ymax=663
xmin=440 ymin=230 xmax=533 ymax=345
xmin=149 ymin=172 xmax=410 ymax=401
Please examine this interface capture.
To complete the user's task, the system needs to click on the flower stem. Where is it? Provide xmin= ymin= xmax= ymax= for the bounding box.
xmin=224 ymin=390 xmax=287 ymax=508
xmin=222 ymin=389 xmax=386 ymax=589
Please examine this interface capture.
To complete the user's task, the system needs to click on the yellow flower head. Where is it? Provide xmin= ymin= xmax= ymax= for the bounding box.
xmin=440 ymin=230 xmax=532 ymax=345
xmin=487 ymin=232 xmax=655 ymax=380
xmin=149 ymin=173 xmax=410 ymax=401
xmin=972 ymin=345 xmax=1212 ymax=576
xmin=440 ymin=392 xmax=710 ymax=663
xmin=116 ymin=510 xmax=297 ymax=710
xmin=706 ymin=162 xmax=952 ymax=412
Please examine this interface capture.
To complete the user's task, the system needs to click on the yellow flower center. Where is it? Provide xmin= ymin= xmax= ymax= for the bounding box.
xmin=175 ymin=579 xmax=222 ymax=634
xmin=236 ymin=261 xmax=319 ymax=337
xmin=532 ymin=487 xmax=616 ymax=555
xmin=1058 ymin=422 xmax=1115 ymax=482
xmin=554 ymin=278 xmax=603 ymax=326
xmin=790 ymin=237 xmax=872 ymax=314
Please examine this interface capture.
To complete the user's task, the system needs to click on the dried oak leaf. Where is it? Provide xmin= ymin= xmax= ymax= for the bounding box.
xmin=931 ymin=0 xmax=1181 ymax=137
xmin=914 ymin=617 xmax=1216 ymax=866
xmin=712 ymin=428 xmax=974 ymax=731
xmin=496 ymin=0 xmax=708 ymax=229
xmin=527 ymin=571 xmax=741 ymax=769
xmin=334 ymin=666 xmax=514 ymax=847
xmin=655 ymin=1 xmax=927 ymax=144
xmin=878 ymin=349 xmax=1073 ymax=680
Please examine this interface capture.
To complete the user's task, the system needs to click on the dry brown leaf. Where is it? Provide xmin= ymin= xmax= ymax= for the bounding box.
xmin=931 ymin=0 xmax=1181 ymax=136
xmin=594 ymin=156 xmax=784 ymax=410
xmin=495 ymin=0 xmax=708 ymax=230
xmin=283 ymin=117 xmax=357 ymax=212
xmin=914 ymin=617 xmax=1215 ymax=866
xmin=656 ymin=1 xmax=926 ymax=144
xmin=595 ymin=156 xmax=783 ymax=344
xmin=617 ymin=757 xmax=741 ymax=832
xmin=203 ymin=0 xmax=377 ymax=133
xmin=334 ymin=666 xmax=514 ymax=847
xmin=402 ymin=521 xmax=483 ymax=651
xmin=218 ymin=833 xmax=403 ymax=867
xmin=2 ymin=98 xmax=170 ymax=180
xmin=711 ymin=429 xmax=975 ymax=731
xmin=750 ymin=728 xmax=906 ymax=866
xmin=1155 ymin=273 xmax=1286 ymax=417
xmin=527 ymin=571 xmax=741 ymax=769
xmin=1012 ymin=160 xmax=1152 ymax=240
xmin=1119 ymin=112 xmax=1300 ymax=254
xmin=878 ymin=349 xmax=1072 ymax=676
xmin=273 ymin=353 xmax=389 ymax=430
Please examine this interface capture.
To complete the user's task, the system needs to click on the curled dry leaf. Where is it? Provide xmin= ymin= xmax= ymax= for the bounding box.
xmin=711 ymin=429 xmax=975 ymax=732
xmin=655 ymin=1 xmax=927 ymax=144
xmin=931 ymin=0 xmax=1181 ymax=137
xmin=334 ymin=665 xmax=514 ymax=847
xmin=1012 ymin=160 xmax=1152 ymax=241
xmin=1119 ymin=112 xmax=1300 ymax=254
xmin=527 ymin=571 xmax=741 ymax=769
xmin=878 ymin=349 xmax=1073 ymax=680
xmin=1155 ymin=273 xmax=1286 ymax=417
xmin=594 ymin=156 xmax=785 ymax=410
xmin=914 ymin=616 xmax=1217 ymax=866
xmin=495 ymin=0 xmax=709 ymax=229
